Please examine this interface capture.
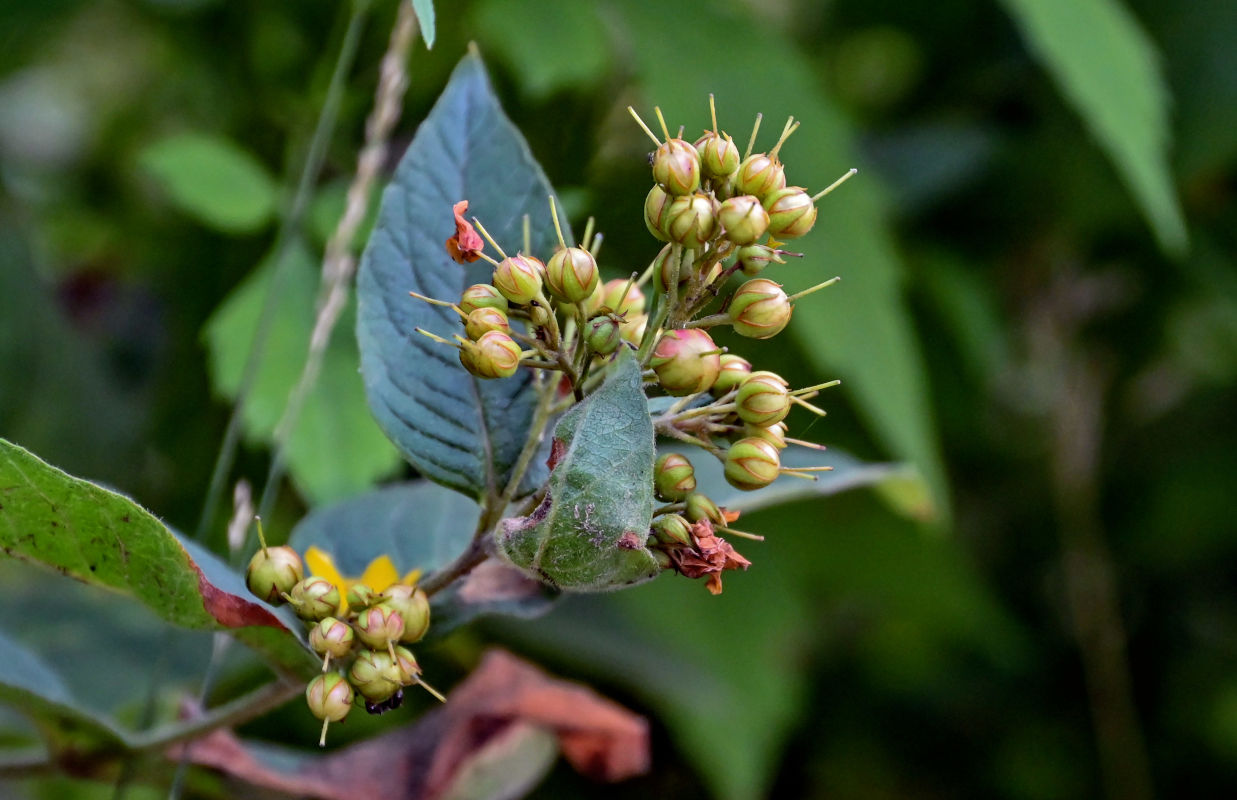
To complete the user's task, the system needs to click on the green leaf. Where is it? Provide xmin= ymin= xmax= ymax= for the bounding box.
xmin=999 ymin=0 xmax=1187 ymax=256
xmin=613 ymin=0 xmax=949 ymax=523
xmin=204 ymin=242 xmax=403 ymax=505
xmin=472 ymin=0 xmax=611 ymax=99
xmin=0 ymin=438 xmax=313 ymax=675
xmin=357 ymin=51 xmax=565 ymax=499
xmin=138 ymin=132 xmax=277 ymax=234
xmin=496 ymin=349 xmax=660 ymax=591
xmin=410 ymin=0 xmax=435 ymax=49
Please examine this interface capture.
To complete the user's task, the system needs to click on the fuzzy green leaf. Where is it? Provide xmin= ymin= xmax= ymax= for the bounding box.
xmin=357 ymin=51 xmax=564 ymax=499
xmin=496 ymin=349 xmax=661 ymax=591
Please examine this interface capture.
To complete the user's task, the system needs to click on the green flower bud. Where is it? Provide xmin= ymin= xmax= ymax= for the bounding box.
xmin=724 ymin=437 xmax=782 ymax=491
xmin=744 ymin=420 xmax=789 ymax=450
xmin=712 ymin=354 xmax=752 ymax=396
xmin=585 ymin=313 xmax=623 ymax=356
xmin=762 ymin=187 xmax=817 ymax=239
xmin=735 ymin=153 xmax=786 ymax=200
xmin=695 ymin=131 xmax=741 ymax=179
xmin=652 ymin=514 xmax=693 ymax=546
xmin=729 ymin=278 xmax=792 ymax=339
xmin=653 ymin=244 xmax=690 ymax=295
xmin=735 ymin=243 xmax=785 ymax=276
xmin=654 ymin=453 xmax=697 ymax=501
xmin=348 ymin=649 xmax=402 ymax=703
xmin=459 ymin=283 xmax=508 ymax=315
xmin=650 ymin=329 xmax=722 ymax=396
xmin=245 ymin=545 xmax=303 ymax=605
xmin=718 ymin=195 xmax=769 ymax=246
xmin=545 ymin=246 xmax=600 ymax=303
xmin=664 ymin=193 xmax=719 ymax=249
xmin=464 ymin=306 xmax=510 ymax=340
xmin=309 ymin=616 xmax=355 ymax=659
xmin=684 ymin=492 xmax=725 ymax=526
xmin=492 ymin=254 xmax=544 ymax=304
xmin=461 ymin=330 xmax=522 ymax=379
xmin=644 ymin=185 xmax=673 ymax=242
xmin=288 ymin=577 xmax=342 ymax=621
xmin=652 ymin=138 xmax=702 ymax=195
xmin=652 ymin=549 xmax=673 ymax=569
xmin=600 ymin=279 xmax=645 ymax=316
xmin=735 ymin=370 xmax=791 ymax=426
xmin=380 ymin=585 xmax=431 ymax=644
xmin=346 ymin=583 xmax=377 ymax=611
xmin=352 ymin=602 xmax=405 ymax=650
xmin=392 ymin=645 xmax=421 ymax=684
xmin=306 ymin=672 xmax=353 ymax=723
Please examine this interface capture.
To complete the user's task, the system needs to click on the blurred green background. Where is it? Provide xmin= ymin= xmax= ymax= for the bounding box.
xmin=2 ymin=0 xmax=1235 ymax=798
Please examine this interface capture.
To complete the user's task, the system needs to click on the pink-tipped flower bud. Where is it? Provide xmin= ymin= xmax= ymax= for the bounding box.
xmin=346 ymin=583 xmax=378 ymax=611
xmin=348 ymin=649 xmax=402 ymax=703
xmin=743 ymin=420 xmax=789 ymax=450
xmin=718 ymin=195 xmax=769 ymax=246
xmin=654 ymin=452 xmax=697 ymax=501
xmin=653 ymin=138 xmax=702 ymax=196
xmin=309 ymin=616 xmax=356 ymax=659
xmin=492 ymin=254 xmax=544 ymax=304
xmin=664 ymin=193 xmax=719 ymax=249
xmin=245 ymin=545 xmax=303 ymax=605
xmin=724 ymin=437 xmax=782 ymax=491
xmin=685 ymin=492 xmax=725 ymax=526
xmin=585 ymin=313 xmax=623 ymax=356
xmin=392 ymin=645 xmax=421 ymax=685
xmin=459 ymin=283 xmax=509 ymax=315
xmin=380 ymin=585 xmax=431 ymax=644
xmin=545 ymin=247 xmax=600 ymax=303
xmin=653 ymin=244 xmax=690 ymax=295
xmin=461 ymin=330 xmax=522 ymax=379
xmin=762 ymin=187 xmax=817 ymax=239
xmin=600 ymin=279 xmax=645 ymax=316
xmin=728 ymin=279 xmax=792 ymax=339
xmin=644 ymin=186 xmax=673 ymax=242
xmin=712 ymin=354 xmax=752 ymax=396
xmin=353 ymin=602 xmax=405 ymax=650
xmin=651 ymin=514 xmax=693 ymax=547
xmin=650 ymin=329 xmax=722 ymax=396
xmin=735 ymin=370 xmax=791 ymax=427
xmin=735 ymin=154 xmax=786 ymax=200
xmin=735 ymin=244 xmax=786 ymax=276
xmin=306 ymin=672 xmax=354 ymax=723
xmin=695 ymin=131 xmax=741 ymax=179
xmin=464 ymin=306 xmax=510 ymax=340
xmin=288 ymin=576 xmax=342 ymax=621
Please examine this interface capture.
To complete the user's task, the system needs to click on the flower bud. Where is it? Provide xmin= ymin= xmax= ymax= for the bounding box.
xmin=600 ymin=279 xmax=645 ymax=316
xmin=664 ymin=193 xmax=718 ymax=249
xmin=306 ymin=673 xmax=354 ymax=722
xmin=492 ymin=254 xmax=544 ymax=304
xmin=349 ymin=649 xmax=402 ymax=703
xmin=724 ymin=437 xmax=782 ymax=491
xmin=735 ymin=154 xmax=786 ymax=200
xmin=653 ymin=244 xmax=690 ymax=295
xmin=712 ymin=354 xmax=752 ymax=396
xmin=652 ymin=138 xmax=702 ymax=196
xmin=762 ymin=187 xmax=817 ymax=239
xmin=729 ymin=279 xmax=792 ymax=339
xmin=545 ymin=247 xmax=600 ymax=303
xmin=309 ymin=617 xmax=356 ymax=659
xmin=718 ymin=195 xmax=769 ymax=246
xmin=695 ymin=131 xmax=741 ymax=179
xmin=685 ymin=492 xmax=725 ymax=526
xmin=585 ymin=313 xmax=623 ymax=356
xmin=620 ymin=313 xmax=648 ymax=346
xmin=464 ymin=307 xmax=510 ymax=340
xmin=462 ymin=330 xmax=522 ymax=379
xmin=245 ymin=546 xmax=303 ymax=605
xmin=744 ymin=420 xmax=789 ymax=450
xmin=652 ymin=514 xmax=693 ymax=546
xmin=652 ymin=549 xmax=673 ymax=569
xmin=735 ymin=244 xmax=785 ymax=276
xmin=392 ymin=645 xmax=421 ymax=684
xmin=735 ymin=370 xmax=791 ymax=427
xmin=288 ymin=577 xmax=342 ymax=621
xmin=654 ymin=453 xmax=697 ymax=501
xmin=353 ymin=602 xmax=406 ymax=650
xmin=459 ymin=283 xmax=508 ymax=315
xmin=644 ymin=186 xmax=673 ymax=242
xmin=650 ymin=329 xmax=722 ymax=396
xmin=380 ymin=585 xmax=431 ymax=644
xmin=346 ymin=583 xmax=378 ymax=611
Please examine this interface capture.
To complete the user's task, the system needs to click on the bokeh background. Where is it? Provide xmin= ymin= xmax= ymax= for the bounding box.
xmin=2 ymin=0 xmax=1235 ymax=798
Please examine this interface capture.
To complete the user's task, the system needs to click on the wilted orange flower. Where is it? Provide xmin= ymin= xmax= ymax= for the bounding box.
xmin=445 ymin=200 xmax=485 ymax=263
xmin=668 ymin=518 xmax=751 ymax=595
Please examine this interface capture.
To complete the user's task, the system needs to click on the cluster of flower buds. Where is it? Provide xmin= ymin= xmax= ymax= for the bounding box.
xmin=243 ymin=527 xmax=441 ymax=746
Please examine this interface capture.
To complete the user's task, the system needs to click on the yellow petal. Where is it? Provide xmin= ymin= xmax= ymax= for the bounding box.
xmin=401 ymin=567 xmax=423 ymax=587
xmin=360 ymin=555 xmax=400 ymax=593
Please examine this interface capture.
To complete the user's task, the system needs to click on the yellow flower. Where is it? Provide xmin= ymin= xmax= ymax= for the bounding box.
xmin=304 ymin=546 xmax=421 ymax=613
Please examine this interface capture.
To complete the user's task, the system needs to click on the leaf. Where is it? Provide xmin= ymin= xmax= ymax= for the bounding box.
xmin=472 ymin=0 xmax=611 ymax=99
xmin=0 ymin=438 xmax=314 ymax=675
xmin=998 ymin=0 xmax=1187 ymax=256
xmin=612 ymin=0 xmax=950 ymax=523
xmin=357 ymin=50 xmax=565 ymax=499
xmin=138 ymin=132 xmax=277 ymax=234
xmin=496 ymin=349 xmax=661 ymax=592
xmin=204 ymin=242 xmax=403 ymax=505
xmin=410 ymin=0 xmax=435 ymax=49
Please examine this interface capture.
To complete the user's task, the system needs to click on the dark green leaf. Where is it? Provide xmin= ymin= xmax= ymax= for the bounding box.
xmin=357 ymin=51 xmax=565 ymax=499
xmin=999 ymin=0 xmax=1187 ymax=256
xmin=138 ymin=132 xmax=277 ymax=234
xmin=410 ymin=0 xmax=435 ymax=49
xmin=496 ymin=349 xmax=660 ymax=591
xmin=0 ymin=438 xmax=313 ymax=675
